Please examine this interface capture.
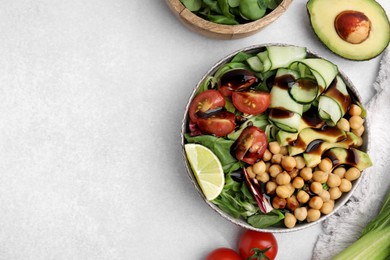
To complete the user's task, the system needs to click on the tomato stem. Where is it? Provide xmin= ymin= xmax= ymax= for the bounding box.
xmin=247 ymin=247 xmax=271 ymax=260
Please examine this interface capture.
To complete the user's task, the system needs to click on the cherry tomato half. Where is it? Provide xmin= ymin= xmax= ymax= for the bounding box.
xmin=232 ymin=90 xmax=270 ymax=115
xmin=238 ymin=230 xmax=278 ymax=260
xmin=188 ymin=90 xmax=226 ymax=123
xmin=219 ymin=69 xmax=257 ymax=97
xmin=206 ymin=248 xmax=241 ymax=260
xmin=233 ymin=126 xmax=268 ymax=165
xmin=197 ymin=110 xmax=236 ymax=137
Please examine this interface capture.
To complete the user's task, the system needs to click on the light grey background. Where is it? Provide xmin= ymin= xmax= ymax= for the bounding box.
xmin=0 ymin=0 xmax=388 ymax=259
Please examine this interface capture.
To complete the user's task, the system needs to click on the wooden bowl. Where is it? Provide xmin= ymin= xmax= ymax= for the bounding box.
xmin=166 ymin=0 xmax=293 ymax=39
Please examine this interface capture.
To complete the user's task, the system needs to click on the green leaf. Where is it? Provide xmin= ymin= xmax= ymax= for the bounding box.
xmin=231 ymin=52 xmax=255 ymax=63
xmin=203 ymin=0 xmax=222 ymax=14
xmin=247 ymin=210 xmax=285 ymax=228
xmin=184 ymin=134 xmax=238 ymax=173
xmin=218 ymin=0 xmax=235 ymax=18
xmin=228 ymin=0 xmax=240 ymax=7
xmin=207 ymin=14 xmax=239 ymax=25
xmin=180 ymin=0 xmax=202 ymax=11
xmin=239 ymin=0 xmax=266 ymax=20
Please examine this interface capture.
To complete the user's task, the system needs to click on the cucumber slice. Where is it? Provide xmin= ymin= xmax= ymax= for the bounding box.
xmin=288 ymin=78 xmax=319 ymax=104
xmin=246 ymin=55 xmax=264 ymax=72
xmin=266 ymin=45 xmax=307 ymax=70
xmin=270 ymin=85 xmax=303 ymax=115
xmin=268 ymin=109 xmax=301 ymax=133
xmin=303 ymin=103 xmax=311 ymax=112
xmin=323 ymin=76 xmax=351 ymax=117
xmin=318 ymin=95 xmax=342 ymax=125
xmin=297 ymin=58 xmax=338 ymax=90
xmin=257 ymin=51 xmax=271 ymax=72
xmin=270 ymin=69 xmax=303 ymax=115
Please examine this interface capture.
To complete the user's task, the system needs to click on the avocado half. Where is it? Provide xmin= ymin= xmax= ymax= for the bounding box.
xmin=307 ymin=0 xmax=390 ymax=60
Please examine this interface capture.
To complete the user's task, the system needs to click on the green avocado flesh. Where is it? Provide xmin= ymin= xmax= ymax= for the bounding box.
xmin=307 ymin=0 xmax=390 ymax=60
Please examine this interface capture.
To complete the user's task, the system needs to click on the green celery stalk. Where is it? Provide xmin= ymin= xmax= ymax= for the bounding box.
xmin=333 ymin=189 xmax=390 ymax=260
xmin=332 ymin=226 xmax=390 ymax=260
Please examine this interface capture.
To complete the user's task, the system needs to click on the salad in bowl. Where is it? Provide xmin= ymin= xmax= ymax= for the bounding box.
xmin=181 ymin=44 xmax=372 ymax=231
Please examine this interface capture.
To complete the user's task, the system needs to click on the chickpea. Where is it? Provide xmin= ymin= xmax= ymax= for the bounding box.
xmin=345 ymin=167 xmax=361 ymax=181
xmin=307 ymin=209 xmax=321 ymax=222
xmin=253 ymin=161 xmax=266 ymax=175
xmin=284 ymin=213 xmax=297 ymax=228
xmin=288 ymin=168 xmax=299 ymax=179
xmin=282 ymin=156 xmax=296 ymax=171
xmin=329 ymin=187 xmax=342 ymax=200
xmin=339 ymin=178 xmax=352 ymax=192
xmin=276 ymin=185 xmax=291 ymax=199
xmin=272 ymin=196 xmax=286 ymax=209
xmin=292 ymin=176 xmax=305 ymax=189
xmin=256 ymin=171 xmax=270 ymax=183
xmin=312 ymin=170 xmax=329 ymax=183
xmin=352 ymin=125 xmax=365 ymax=137
xmin=320 ymin=201 xmax=334 ymax=215
xmin=280 ymin=146 xmax=289 ymax=156
xmin=276 ymin=171 xmax=291 ymax=185
xmin=319 ymin=190 xmax=330 ymax=202
xmin=262 ymin=149 xmax=272 ymax=161
xmin=266 ymin=181 xmax=277 ymax=195
xmin=294 ymin=207 xmax=308 ymax=221
xmin=336 ymin=118 xmax=350 ymax=132
xmin=294 ymin=156 xmax=306 ymax=169
xmin=271 ymin=154 xmax=283 ymax=164
xmin=327 ymin=173 xmax=341 ymax=188
xmin=349 ymin=115 xmax=363 ymax=130
xmin=265 ymin=162 xmax=271 ymax=172
xmin=333 ymin=167 xmax=346 ymax=178
xmin=349 ymin=104 xmax=362 ymax=116
xmin=318 ymin=158 xmax=333 ymax=172
xmin=309 ymin=196 xmax=324 ymax=210
xmin=296 ymin=190 xmax=310 ymax=204
xmin=269 ymin=141 xmax=281 ymax=154
xmin=246 ymin=166 xmax=256 ymax=178
xmin=287 ymin=196 xmax=299 ymax=211
xmin=269 ymin=164 xmax=283 ymax=178
xmin=310 ymin=181 xmax=323 ymax=195
xmin=300 ymin=167 xmax=313 ymax=181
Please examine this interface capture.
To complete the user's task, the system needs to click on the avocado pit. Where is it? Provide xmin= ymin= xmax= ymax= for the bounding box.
xmin=334 ymin=10 xmax=371 ymax=44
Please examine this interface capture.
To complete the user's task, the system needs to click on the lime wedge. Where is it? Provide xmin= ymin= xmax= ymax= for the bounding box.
xmin=184 ymin=143 xmax=225 ymax=201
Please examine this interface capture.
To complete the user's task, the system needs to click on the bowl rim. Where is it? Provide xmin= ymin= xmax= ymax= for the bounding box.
xmin=180 ymin=43 xmax=371 ymax=233
xmin=166 ymin=0 xmax=293 ymax=39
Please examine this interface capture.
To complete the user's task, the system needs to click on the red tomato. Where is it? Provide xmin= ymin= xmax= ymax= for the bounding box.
xmin=232 ymin=91 xmax=270 ymax=115
xmin=219 ymin=69 xmax=257 ymax=97
xmin=234 ymin=126 xmax=268 ymax=165
xmin=206 ymin=248 xmax=241 ymax=260
xmin=197 ymin=111 xmax=236 ymax=137
xmin=238 ymin=230 xmax=278 ymax=260
xmin=188 ymin=90 xmax=226 ymax=123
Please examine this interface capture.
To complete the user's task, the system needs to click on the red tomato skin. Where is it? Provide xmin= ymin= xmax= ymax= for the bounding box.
xmin=234 ymin=126 xmax=268 ymax=165
xmin=197 ymin=111 xmax=236 ymax=137
xmin=188 ymin=90 xmax=226 ymax=123
xmin=238 ymin=230 xmax=278 ymax=260
xmin=206 ymin=248 xmax=241 ymax=260
xmin=232 ymin=91 xmax=270 ymax=115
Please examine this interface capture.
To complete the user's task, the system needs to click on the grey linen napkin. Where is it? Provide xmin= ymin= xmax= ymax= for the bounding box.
xmin=312 ymin=48 xmax=390 ymax=260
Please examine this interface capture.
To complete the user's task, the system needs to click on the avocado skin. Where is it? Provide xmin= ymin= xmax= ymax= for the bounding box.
xmin=323 ymin=147 xmax=372 ymax=171
xmin=306 ymin=0 xmax=390 ymax=61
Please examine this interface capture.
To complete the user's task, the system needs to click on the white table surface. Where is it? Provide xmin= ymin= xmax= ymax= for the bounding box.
xmin=0 ymin=0 xmax=388 ymax=259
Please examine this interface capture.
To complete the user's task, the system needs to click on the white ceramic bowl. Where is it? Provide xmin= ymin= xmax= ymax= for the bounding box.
xmin=181 ymin=44 xmax=370 ymax=232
